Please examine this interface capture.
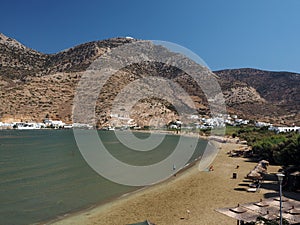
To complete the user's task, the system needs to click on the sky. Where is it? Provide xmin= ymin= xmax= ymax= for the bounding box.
xmin=1 ymin=0 xmax=300 ymax=73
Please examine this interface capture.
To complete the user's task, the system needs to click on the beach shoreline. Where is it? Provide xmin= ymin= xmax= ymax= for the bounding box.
xmin=46 ymin=131 xmax=208 ymax=225
xmin=50 ymin=135 xmax=281 ymax=225
xmin=47 ymin=163 xmax=197 ymax=225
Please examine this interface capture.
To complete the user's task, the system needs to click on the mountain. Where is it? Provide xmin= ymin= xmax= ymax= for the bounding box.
xmin=0 ymin=33 xmax=46 ymax=79
xmin=215 ymin=68 xmax=300 ymax=125
xmin=0 ymin=33 xmax=135 ymax=80
xmin=0 ymin=33 xmax=299 ymax=126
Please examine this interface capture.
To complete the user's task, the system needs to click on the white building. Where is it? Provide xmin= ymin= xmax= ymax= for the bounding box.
xmin=51 ymin=120 xmax=65 ymax=128
xmin=190 ymin=115 xmax=199 ymax=120
xmin=235 ymin=119 xmax=249 ymax=125
xmin=43 ymin=119 xmax=65 ymax=128
xmin=255 ymin=121 xmax=271 ymax=127
xmin=14 ymin=122 xmax=43 ymax=130
xmin=269 ymin=126 xmax=300 ymax=133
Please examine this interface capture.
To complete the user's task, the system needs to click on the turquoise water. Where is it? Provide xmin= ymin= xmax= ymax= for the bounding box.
xmin=0 ymin=130 xmax=207 ymax=225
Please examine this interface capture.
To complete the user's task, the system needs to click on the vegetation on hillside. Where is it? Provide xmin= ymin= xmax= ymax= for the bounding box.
xmin=229 ymin=125 xmax=300 ymax=165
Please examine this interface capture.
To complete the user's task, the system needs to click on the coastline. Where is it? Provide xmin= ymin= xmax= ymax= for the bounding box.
xmin=50 ymin=137 xmax=281 ymax=225
xmin=49 ymin=155 xmax=203 ymax=225
xmin=46 ymin=131 xmax=207 ymax=225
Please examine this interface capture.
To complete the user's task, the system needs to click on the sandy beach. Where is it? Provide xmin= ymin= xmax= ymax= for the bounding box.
xmin=51 ymin=140 xmax=281 ymax=225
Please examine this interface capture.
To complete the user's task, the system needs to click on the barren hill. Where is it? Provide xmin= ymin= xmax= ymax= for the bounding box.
xmin=215 ymin=68 xmax=300 ymax=125
xmin=0 ymin=33 xmax=134 ymax=80
xmin=0 ymin=33 xmax=299 ymax=126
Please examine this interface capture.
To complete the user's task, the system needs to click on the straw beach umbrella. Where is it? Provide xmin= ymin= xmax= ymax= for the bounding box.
xmin=262 ymin=210 xmax=279 ymax=221
xmin=254 ymin=164 xmax=267 ymax=174
xmin=246 ymin=160 xmax=269 ymax=180
xmin=284 ymin=207 xmax=300 ymax=224
xmin=247 ymin=170 xmax=263 ymax=180
xmin=216 ymin=197 xmax=300 ymax=224
xmin=216 ymin=204 xmax=258 ymax=224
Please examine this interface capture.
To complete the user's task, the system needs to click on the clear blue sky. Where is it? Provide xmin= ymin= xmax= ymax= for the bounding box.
xmin=1 ymin=0 xmax=300 ymax=72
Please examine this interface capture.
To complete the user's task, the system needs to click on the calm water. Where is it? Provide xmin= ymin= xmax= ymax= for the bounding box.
xmin=0 ymin=130 xmax=208 ymax=225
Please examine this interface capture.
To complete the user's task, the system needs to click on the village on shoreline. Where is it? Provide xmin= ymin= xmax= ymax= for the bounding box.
xmin=0 ymin=113 xmax=299 ymax=133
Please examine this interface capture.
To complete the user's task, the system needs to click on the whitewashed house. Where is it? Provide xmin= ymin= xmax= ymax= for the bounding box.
xmin=269 ymin=126 xmax=300 ymax=133
xmin=255 ymin=121 xmax=271 ymax=127
xmin=43 ymin=119 xmax=65 ymax=128
xmin=51 ymin=120 xmax=65 ymax=128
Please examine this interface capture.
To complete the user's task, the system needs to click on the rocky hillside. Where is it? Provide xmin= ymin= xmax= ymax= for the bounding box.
xmin=0 ymin=33 xmax=134 ymax=79
xmin=0 ymin=33 xmax=46 ymax=79
xmin=215 ymin=68 xmax=300 ymax=125
xmin=0 ymin=33 xmax=299 ymax=126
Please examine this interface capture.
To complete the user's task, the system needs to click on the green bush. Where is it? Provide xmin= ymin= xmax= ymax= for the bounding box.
xmin=232 ymin=126 xmax=300 ymax=166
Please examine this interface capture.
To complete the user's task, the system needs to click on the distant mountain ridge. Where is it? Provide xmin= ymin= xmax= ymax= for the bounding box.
xmin=215 ymin=68 xmax=300 ymax=125
xmin=0 ymin=33 xmax=135 ymax=79
xmin=0 ymin=33 xmax=299 ymax=126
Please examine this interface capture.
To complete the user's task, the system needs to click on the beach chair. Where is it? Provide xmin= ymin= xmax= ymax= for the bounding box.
xmin=247 ymin=183 xmax=261 ymax=193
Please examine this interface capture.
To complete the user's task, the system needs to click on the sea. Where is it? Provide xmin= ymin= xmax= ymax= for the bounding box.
xmin=0 ymin=130 xmax=208 ymax=225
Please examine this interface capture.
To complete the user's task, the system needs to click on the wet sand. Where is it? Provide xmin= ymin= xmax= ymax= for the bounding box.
xmin=51 ymin=141 xmax=280 ymax=225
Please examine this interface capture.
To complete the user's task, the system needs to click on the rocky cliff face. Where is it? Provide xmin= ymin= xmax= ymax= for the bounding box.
xmin=215 ymin=68 xmax=300 ymax=125
xmin=0 ymin=33 xmax=299 ymax=126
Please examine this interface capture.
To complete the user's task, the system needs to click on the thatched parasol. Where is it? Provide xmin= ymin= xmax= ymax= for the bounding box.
xmin=230 ymin=204 xmax=247 ymax=213
xmin=259 ymin=160 xmax=269 ymax=166
xmin=247 ymin=170 xmax=263 ymax=180
xmin=254 ymin=164 xmax=267 ymax=173
xmin=216 ymin=205 xmax=258 ymax=223
xmin=216 ymin=197 xmax=300 ymax=224
xmin=246 ymin=160 xmax=270 ymax=181
xmin=263 ymin=211 xmax=278 ymax=221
